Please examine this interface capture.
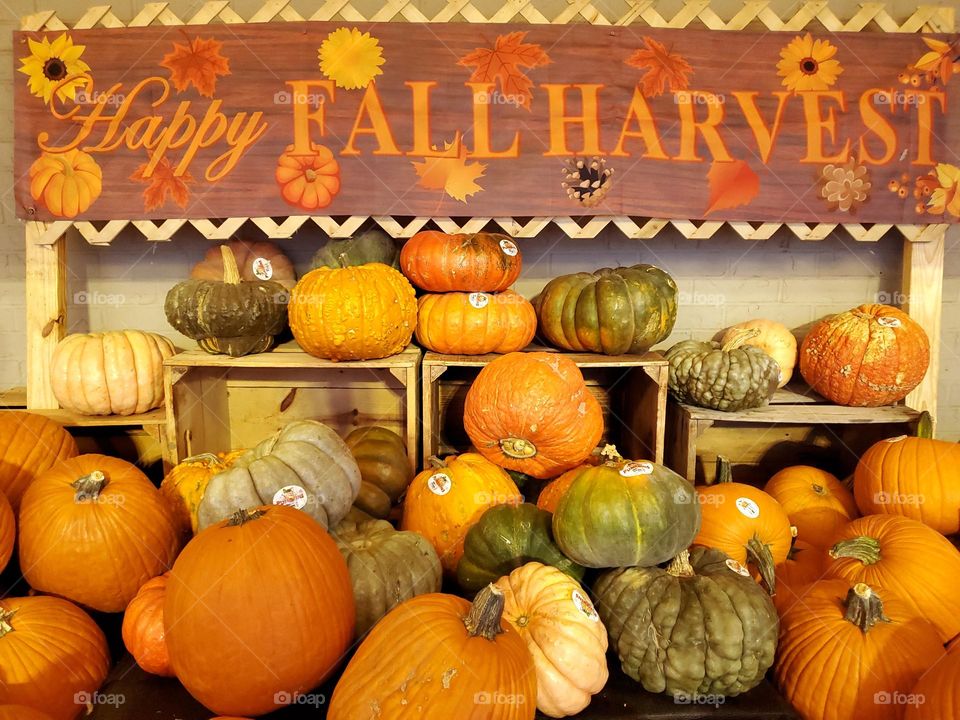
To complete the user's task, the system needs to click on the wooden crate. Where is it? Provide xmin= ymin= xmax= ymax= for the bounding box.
xmin=163 ymin=343 xmax=420 ymax=470
xmin=422 ymin=350 xmax=668 ymax=465
xmin=666 ymin=385 xmax=922 ymax=485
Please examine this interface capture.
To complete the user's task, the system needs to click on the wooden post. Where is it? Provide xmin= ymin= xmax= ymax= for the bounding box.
xmin=903 ymin=229 xmax=945 ymax=430
xmin=25 ymin=223 xmax=67 ymax=410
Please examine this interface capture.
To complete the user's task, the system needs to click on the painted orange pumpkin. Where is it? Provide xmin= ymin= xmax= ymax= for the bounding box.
xmin=0 ymin=493 xmax=13 ymax=575
xmin=799 ymin=304 xmax=930 ymax=406
xmin=416 ymin=291 xmax=537 ymax=355
xmin=275 ymin=143 xmax=340 ymax=210
xmin=122 ymin=573 xmax=173 ymax=677
xmin=29 ymin=149 xmax=102 ymax=218
xmin=464 ymin=352 xmax=604 ymax=479
xmin=764 ymin=465 xmax=857 ymax=545
xmin=400 ymin=230 xmax=522 ymax=292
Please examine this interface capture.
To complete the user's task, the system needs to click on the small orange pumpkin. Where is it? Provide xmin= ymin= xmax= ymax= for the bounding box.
xmin=400 ymin=230 xmax=522 ymax=292
xmin=159 ymin=451 xmax=243 ymax=540
xmin=536 ymin=465 xmax=591 ymax=513
xmin=190 ymin=239 xmax=297 ymax=290
xmin=764 ymin=465 xmax=858 ymax=545
xmin=0 ymin=493 xmax=13 ymax=574
xmin=29 ymin=149 xmax=102 ymax=218
xmin=771 ymin=537 xmax=828 ymax=615
xmin=275 ymin=143 xmax=340 ymax=210
xmin=122 ymin=573 xmax=173 ymax=677
xmin=416 ymin=290 xmax=536 ymax=355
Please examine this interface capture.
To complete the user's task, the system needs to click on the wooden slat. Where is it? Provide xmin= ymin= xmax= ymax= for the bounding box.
xmin=681 ymin=399 xmax=920 ymax=425
xmin=165 ymin=343 xmax=421 ymax=369
xmin=20 ymin=407 xmax=168 ymax=427
xmin=903 ymin=227 xmax=945 ymax=426
xmin=25 ymin=225 xmax=66 ymax=409
xmin=422 ymin=349 xmax=667 ymax=368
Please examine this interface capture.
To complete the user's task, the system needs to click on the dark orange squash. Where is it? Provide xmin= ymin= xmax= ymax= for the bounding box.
xmin=400 ymin=230 xmax=522 ymax=292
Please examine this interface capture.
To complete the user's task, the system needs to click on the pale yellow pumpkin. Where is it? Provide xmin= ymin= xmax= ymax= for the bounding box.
xmin=721 ymin=320 xmax=797 ymax=388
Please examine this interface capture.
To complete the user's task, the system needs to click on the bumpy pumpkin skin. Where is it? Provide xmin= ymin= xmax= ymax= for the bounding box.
xmin=190 ymin=239 xmax=297 ymax=290
xmin=800 ymin=304 xmax=930 ymax=407
xmin=764 ymin=465 xmax=858 ymax=544
xmin=333 ymin=518 xmax=441 ymax=637
xmin=594 ymin=546 xmax=779 ymax=698
xmin=666 ymin=337 xmax=780 ymax=412
xmin=464 ymin=352 xmax=604 ymax=479
xmin=536 ymin=465 xmax=590 ymax=513
xmin=534 ymin=264 xmax=678 ymax=355
xmin=122 ymin=573 xmax=173 ymax=677
xmin=0 ymin=411 xmax=77 ymax=511
xmin=552 ymin=455 xmax=701 ymax=568
xmin=312 ymin=228 xmax=399 ymax=269
xmin=0 ymin=492 xmax=13 ymax=574
xmin=416 ymin=291 xmax=537 ymax=355
xmin=344 ymin=427 xmax=412 ymax=518
xmin=198 ymin=420 xmax=361 ymax=531
xmin=289 ymin=263 xmax=417 ymax=361
xmin=159 ymin=451 xmax=242 ymax=539
xmin=904 ymin=648 xmax=960 ymax=720
xmin=721 ymin=320 xmax=797 ymax=387
xmin=457 ymin=503 xmax=585 ymax=592
xmin=400 ymin=230 xmax=522 ymax=292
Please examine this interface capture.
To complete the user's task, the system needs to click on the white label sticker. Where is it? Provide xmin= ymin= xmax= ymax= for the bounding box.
xmin=469 ymin=292 xmax=490 ymax=309
xmin=499 ymin=238 xmax=518 ymax=256
xmin=252 ymin=257 xmax=273 ymax=280
xmin=620 ymin=461 xmax=654 ymax=477
xmin=885 ymin=435 xmax=908 ymax=443
xmin=273 ymin=484 xmax=307 ymax=510
xmin=726 ymin=558 xmax=751 ymax=577
xmin=428 ymin=472 xmax=452 ymax=496
xmin=735 ymin=497 xmax=760 ymax=519
xmin=877 ymin=316 xmax=901 ymax=328
xmin=572 ymin=589 xmax=600 ymax=622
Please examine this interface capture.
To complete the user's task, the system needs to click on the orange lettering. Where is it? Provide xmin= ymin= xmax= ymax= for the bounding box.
xmin=406 ymin=81 xmax=439 ymax=156
xmin=466 ymin=82 xmax=520 ymax=158
xmin=674 ymin=92 xmax=732 ymax=162
xmin=542 ymin=83 xmax=604 ymax=157
xmin=287 ymin=80 xmax=336 ymax=156
xmin=610 ymin=87 xmax=668 ymax=159
xmin=800 ymin=92 xmax=850 ymax=164
xmin=912 ymin=90 xmax=946 ymax=166
xmin=732 ymin=91 xmax=790 ymax=164
xmin=342 ymin=82 xmax=401 ymax=156
xmin=857 ymin=89 xmax=897 ymax=165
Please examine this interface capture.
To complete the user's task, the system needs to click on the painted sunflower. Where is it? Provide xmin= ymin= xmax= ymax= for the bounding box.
xmin=318 ymin=27 xmax=385 ymax=90
xmin=776 ymin=33 xmax=843 ymax=92
xmin=927 ymin=163 xmax=960 ymax=218
xmin=19 ymin=33 xmax=91 ymax=104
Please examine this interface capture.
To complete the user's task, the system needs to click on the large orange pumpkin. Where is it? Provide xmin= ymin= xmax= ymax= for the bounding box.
xmin=764 ymin=465 xmax=857 ymax=545
xmin=122 ymin=573 xmax=173 ymax=677
xmin=799 ymin=304 xmax=930 ymax=406
xmin=0 ymin=411 xmax=78 ymax=511
xmin=401 ymin=454 xmax=523 ymax=573
xmin=19 ymin=454 xmax=181 ymax=613
xmin=825 ymin=514 xmax=960 ymax=642
xmin=775 ymin=580 xmax=945 ymax=720
xmin=771 ymin=537 xmax=828 ymax=615
xmin=400 ymin=230 xmax=522 ymax=292
xmin=464 ymin=352 xmax=604 ymax=479
xmin=288 ymin=263 xmax=417 ymax=361
xmin=0 ymin=706 xmax=53 ymax=720
xmin=0 ymin=492 xmax=13 ymax=574
xmin=904 ymin=647 xmax=960 ymax=719
xmin=165 ymin=506 xmax=354 ymax=717
xmin=29 ymin=149 xmax=102 ymax=219
xmin=0 ymin=595 xmax=110 ymax=720
xmin=190 ymin=239 xmax=297 ymax=290
xmin=275 ymin=142 xmax=340 ymax=210
xmin=854 ymin=414 xmax=960 ymax=535
xmin=329 ymin=585 xmax=537 ymax=720
xmin=416 ymin=290 xmax=536 ymax=354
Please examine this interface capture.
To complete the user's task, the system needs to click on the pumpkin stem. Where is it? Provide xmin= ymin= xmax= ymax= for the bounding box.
xmin=746 ymin=535 xmax=777 ymax=595
xmin=599 ymin=444 xmax=622 ymax=463
xmin=463 ymin=584 xmax=506 ymax=641
xmin=829 ymin=536 xmax=881 ymax=565
xmin=844 ymin=583 xmax=890 ymax=633
xmin=666 ymin=550 xmax=695 ymax=578
xmin=0 ymin=609 xmax=15 ymax=638
xmin=714 ymin=456 xmax=733 ymax=484
xmin=915 ymin=411 xmax=934 ymax=440
xmin=72 ymin=471 xmax=107 ymax=502
xmin=427 ymin=456 xmax=447 ymax=469
xmin=500 ymin=438 xmax=537 ymax=459
xmin=721 ymin=327 xmax=761 ymax=352
xmin=181 ymin=452 xmax=223 ymax=466
xmin=337 ymin=252 xmax=350 ymax=269
xmin=227 ymin=507 xmax=266 ymax=526
xmin=220 ymin=244 xmax=241 ymax=285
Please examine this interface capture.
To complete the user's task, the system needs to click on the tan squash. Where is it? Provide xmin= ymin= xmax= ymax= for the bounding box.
xmin=721 ymin=321 xmax=797 ymax=388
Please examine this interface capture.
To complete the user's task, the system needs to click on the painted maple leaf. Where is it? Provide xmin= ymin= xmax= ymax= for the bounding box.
xmin=412 ymin=140 xmax=486 ymax=203
xmin=130 ymin=156 xmax=194 ymax=211
xmin=625 ymin=36 xmax=693 ymax=97
xmin=160 ymin=35 xmax=231 ymax=97
xmin=458 ymin=31 xmax=550 ymax=111
xmin=913 ymin=37 xmax=960 ymax=85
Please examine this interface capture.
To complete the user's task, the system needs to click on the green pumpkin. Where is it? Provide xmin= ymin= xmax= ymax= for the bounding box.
xmin=665 ymin=329 xmax=780 ymax=412
xmin=534 ymin=264 xmax=678 ymax=355
xmin=165 ymin=244 xmax=288 ymax=356
xmin=311 ymin=228 xmax=399 ymax=269
xmin=552 ymin=449 xmax=700 ymax=568
xmin=457 ymin=503 xmax=585 ymax=592
xmin=593 ymin=546 xmax=779 ymax=698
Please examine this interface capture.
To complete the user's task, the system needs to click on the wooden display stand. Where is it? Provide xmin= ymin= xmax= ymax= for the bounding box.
xmin=666 ymin=385 xmax=922 ymax=485
xmin=422 ymin=349 xmax=669 ymax=464
xmin=163 ymin=343 xmax=420 ymax=471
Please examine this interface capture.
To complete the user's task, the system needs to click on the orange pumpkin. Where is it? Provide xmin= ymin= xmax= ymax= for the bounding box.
xmin=536 ymin=465 xmax=591 ymax=513
xmin=694 ymin=458 xmax=792 ymax=593
xmin=190 ymin=239 xmax=297 ymax=290
xmin=401 ymin=454 xmax=522 ymax=573
xmin=122 ymin=573 xmax=173 ymax=677
xmin=854 ymin=414 xmax=960 ymax=535
xmin=329 ymin=585 xmax=536 ymax=720
xmin=825 ymin=514 xmax=960 ymax=642
xmin=0 ymin=707 xmax=53 ymax=720
xmin=0 ymin=595 xmax=110 ymax=720
xmin=159 ymin=451 xmax=242 ymax=540
xmin=771 ymin=537 xmax=828 ymax=615
xmin=19 ymin=454 xmax=181 ymax=613
xmin=165 ymin=506 xmax=354 ymax=717
xmin=0 ymin=411 xmax=78 ymax=511
xmin=0 ymin=492 xmax=13 ymax=574
xmin=721 ymin=320 xmax=797 ymax=387
xmin=799 ymin=304 xmax=930 ymax=406
xmin=776 ymin=580 xmax=945 ymax=720
xmin=275 ymin=142 xmax=340 ymax=210
xmin=764 ymin=465 xmax=857 ymax=545
xmin=29 ymin=149 xmax=102 ymax=218
xmin=416 ymin=290 xmax=536 ymax=355
xmin=400 ymin=230 xmax=522 ymax=292
xmin=289 ymin=263 xmax=417 ymax=361
xmin=464 ymin=352 xmax=604 ymax=479
xmin=904 ymin=647 xmax=960 ymax=719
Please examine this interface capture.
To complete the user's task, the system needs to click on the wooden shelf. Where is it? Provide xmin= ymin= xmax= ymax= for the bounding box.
xmin=165 ymin=342 xmax=421 ymax=369
xmin=0 ymin=387 xmax=26 ymax=408
xmin=422 ymin=346 xmax=668 ymax=368
xmin=0 ymin=405 xmax=167 ymax=427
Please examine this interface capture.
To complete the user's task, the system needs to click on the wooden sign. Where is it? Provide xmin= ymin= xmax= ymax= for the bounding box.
xmin=12 ymin=23 xmax=960 ymax=224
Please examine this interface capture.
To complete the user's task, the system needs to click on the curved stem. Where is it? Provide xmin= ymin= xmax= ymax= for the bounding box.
xmin=714 ymin=455 xmax=733 ymax=484
xmin=228 ymin=507 xmax=265 ymax=526
xmin=181 ymin=452 xmax=223 ymax=466
xmin=746 ymin=536 xmax=776 ymax=595
xmin=500 ymin=437 xmax=537 ymax=459
xmin=463 ymin=584 xmax=506 ymax=640
xmin=72 ymin=471 xmax=107 ymax=502
xmin=427 ymin=456 xmax=447 ymax=470
xmin=667 ymin=550 xmax=695 ymax=578
xmin=220 ymin=244 xmax=241 ymax=285
xmin=721 ymin=327 xmax=761 ymax=352
xmin=811 ymin=484 xmax=825 ymax=496
xmin=844 ymin=583 xmax=890 ymax=633
xmin=916 ymin=411 xmax=934 ymax=440
xmin=0 ymin=609 xmax=15 ymax=638
xmin=829 ymin=536 xmax=881 ymax=565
